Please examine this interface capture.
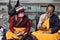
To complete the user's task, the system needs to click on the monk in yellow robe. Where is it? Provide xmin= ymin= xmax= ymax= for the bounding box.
xmin=6 ymin=6 xmax=30 ymax=40
xmin=32 ymin=4 xmax=60 ymax=40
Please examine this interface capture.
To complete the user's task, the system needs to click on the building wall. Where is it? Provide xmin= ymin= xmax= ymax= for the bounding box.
xmin=0 ymin=0 xmax=60 ymax=27
xmin=0 ymin=5 xmax=9 ymax=27
xmin=9 ymin=0 xmax=60 ymax=3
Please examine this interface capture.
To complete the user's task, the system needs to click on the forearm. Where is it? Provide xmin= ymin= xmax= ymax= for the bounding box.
xmin=9 ymin=26 xmax=15 ymax=33
xmin=51 ymin=27 xmax=59 ymax=34
xmin=25 ymin=20 xmax=30 ymax=33
xmin=9 ymin=16 xmax=15 ymax=33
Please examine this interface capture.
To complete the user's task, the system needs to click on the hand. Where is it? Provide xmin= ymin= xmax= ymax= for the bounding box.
xmin=14 ymin=31 xmax=20 ymax=35
xmin=39 ymin=26 xmax=47 ymax=31
xmin=14 ymin=30 xmax=25 ymax=36
xmin=43 ymin=31 xmax=51 ymax=34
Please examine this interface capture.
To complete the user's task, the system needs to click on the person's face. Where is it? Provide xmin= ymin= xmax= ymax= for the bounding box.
xmin=18 ymin=12 xmax=24 ymax=17
xmin=46 ymin=6 xmax=54 ymax=15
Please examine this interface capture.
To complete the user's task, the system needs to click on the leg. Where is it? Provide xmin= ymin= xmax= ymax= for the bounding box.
xmin=6 ymin=30 xmax=20 ymax=40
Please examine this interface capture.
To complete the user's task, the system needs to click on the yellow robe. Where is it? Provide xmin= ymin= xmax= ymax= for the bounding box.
xmin=6 ymin=27 xmax=26 ymax=40
xmin=32 ymin=18 xmax=60 ymax=40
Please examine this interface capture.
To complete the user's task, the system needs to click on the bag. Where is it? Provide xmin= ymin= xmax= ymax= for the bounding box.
xmin=20 ymin=33 xmax=37 ymax=40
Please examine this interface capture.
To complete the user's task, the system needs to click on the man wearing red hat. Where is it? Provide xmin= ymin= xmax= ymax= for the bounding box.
xmin=6 ymin=7 xmax=30 ymax=40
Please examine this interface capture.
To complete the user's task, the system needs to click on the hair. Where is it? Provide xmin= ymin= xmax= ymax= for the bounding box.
xmin=46 ymin=4 xmax=55 ymax=12
xmin=0 ymin=26 xmax=2 ymax=29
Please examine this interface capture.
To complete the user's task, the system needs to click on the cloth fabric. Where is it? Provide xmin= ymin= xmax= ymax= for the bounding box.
xmin=37 ymin=13 xmax=60 ymax=33
xmin=9 ymin=15 xmax=30 ymax=33
xmin=6 ymin=27 xmax=26 ymax=40
xmin=32 ymin=16 xmax=60 ymax=40
xmin=32 ymin=31 xmax=59 ymax=40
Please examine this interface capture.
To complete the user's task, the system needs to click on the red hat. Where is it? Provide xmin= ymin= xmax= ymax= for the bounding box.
xmin=16 ymin=6 xmax=26 ymax=14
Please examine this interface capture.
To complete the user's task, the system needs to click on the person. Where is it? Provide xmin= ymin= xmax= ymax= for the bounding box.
xmin=0 ymin=26 xmax=4 ymax=40
xmin=6 ymin=6 xmax=30 ymax=40
xmin=32 ymin=4 xmax=60 ymax=40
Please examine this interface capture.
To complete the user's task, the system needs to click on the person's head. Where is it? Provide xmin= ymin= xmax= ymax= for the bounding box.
xmin=16 ymin=6 xmax=25 ymax=17
xmin=46 ymin=4 xmax=55 ymax=15
xmin=0 ymin=26 xmax=3 ymax=29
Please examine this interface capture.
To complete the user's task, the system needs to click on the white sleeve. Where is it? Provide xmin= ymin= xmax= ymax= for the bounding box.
xmin=37 ymin=14 xmax=46 ymax=29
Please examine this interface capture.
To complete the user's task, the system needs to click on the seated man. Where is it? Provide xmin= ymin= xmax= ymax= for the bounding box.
xmin=32 ymin=4 xmax=60 ymax=40
xmin=6 ymin=7 xmax=30 ymax=40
